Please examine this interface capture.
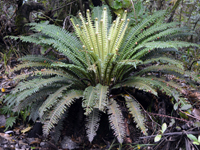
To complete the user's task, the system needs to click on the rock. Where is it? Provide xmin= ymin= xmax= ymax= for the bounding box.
xmin=21 ymin=144 xmax=27 ymax=149
xmin=15 ymin=143 xmax=19 ymax=148
xmin=61 ymin=136 xmax=79 ymax=150
xmin=3 ymin=144 xmax=8 ymax=148
xmin=40 ymin=141 xmax=46 ymax=147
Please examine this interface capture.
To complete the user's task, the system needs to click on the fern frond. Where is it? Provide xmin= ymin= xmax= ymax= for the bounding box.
xmin=8 ymin=35 xmax=40 ymax=44
xmin=91 ymin=5 xmax=112 ymax=24
xmin=36 ymin=38 xmax=86 ymax=67
xmin=14 ymin=87 xmax=57 ymax=112
xmin=12 ymin=62 xmax=49 ymax=72
xmin=130 ymin=22 xmax=178 ymax=45
xmin=136 ymin=65 xmax=184 ymax=76
xmin=108 ymin=100 xmax=125 ymax=143
xmin=34 ymin=69 xmax=75 ymax=79
xmin=52 ymin=113 xmax=66 ymax=143
xmin=12 ymin=77 xmax=68 ymax=94
xmin=8 ymin=77 xmax=69 ymax=107
xmin=135 ymin=41 xmax=199 ymax=52
xmin=117 ymin=59 xmax=142 ymax=69
xmin=101 ymin=53 xmax=114 ymax=83
xmin=143 ymin=57 xmax=184 ymax=69
xmin=147 ymin=76 xmax=184 ymax=96
xmin=42 ymin=90 xmax=83 ymax=135
xmin=87 ymin=9 xmax=98 ymax=55
xmin=3 ymin=94 xmax=17 ymax=107
xmin=29 ymin=100 xmax=43 ymax=122
xmin=82 ymin=86 xmax=97 ymax=115
xmin=39 ymin=85 xmax=70 ymax=117
xmin=28 ymin=22 xmax=83 ymax=53
xmin=13 ymin=72 xmax=33 ymax=81
xmin=5 ymin=116 xmax=17 ymax=131
xmin=86 ymin=108 xmax=101 ymax=142
xmin=141 ymin=28 xmax=183 ymax=44
xmin=94 ymin=84 xmax=109 ymax=112
xmin=17 ymin=24 xmax=86 ymax=67
xmin=51 ymin=62 xmax=88 ymax=77
xmin=19 ymin=55 xmax=56 ymax=63
xmin=112 ymin=77 xmax=157 ymax=96
xmin=124 ymin=95 xmax=147 ymax=135
xmin=121 ymin=10 xmax=166 ymax=54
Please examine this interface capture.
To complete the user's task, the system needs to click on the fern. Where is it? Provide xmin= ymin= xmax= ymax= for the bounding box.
xmin=5 ymin=116 xmax=17 ymax=131
xmin=4 ymin=5 xmax=199 ymax=144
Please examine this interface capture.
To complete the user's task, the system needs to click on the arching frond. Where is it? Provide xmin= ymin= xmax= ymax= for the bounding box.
xmin=82 ymin=86 xmax=97 ymax=115
xmin=86 ymin=108 xmax=101 ymax=143
xmin=120 ymin=10 xmax=166 ymax=55
xmin=39 ymin=85 xmax=70 ymax=117
xmin=12 ymin=62 xmax=49 ymax=72
xmin=143 ymin=57 xmax=184 ymax=69
xmin=113 ymin=77 xmax=158 ymax=96
xmin=124 ymin=95 xmax=147 ymax=135
xmin=94 ymin=84 xmax=109 ymax=112
xmin=108 ymin=100 xmax=125 ymax=144
xmin=42 ymin=90 xmax=83 ymax=135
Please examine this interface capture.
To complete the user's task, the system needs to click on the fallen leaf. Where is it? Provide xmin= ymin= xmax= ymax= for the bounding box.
xmin=21 ymin=126 xmax=32 ymax=134
xmin=0 ymin=133 xmax=12 ymax=141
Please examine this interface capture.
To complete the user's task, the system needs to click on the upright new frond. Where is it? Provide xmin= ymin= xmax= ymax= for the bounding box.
xmin=91 ymin=5 xmax=112 ymax=24
xmin=71 ymin=8 xmax=129 ymax=61
xmin=108 ymin=100 xmax=125 ymax=144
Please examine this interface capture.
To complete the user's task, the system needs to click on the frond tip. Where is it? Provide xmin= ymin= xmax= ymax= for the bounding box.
xmin=42 ymin=90 xmax=83 ymax=136
xmin=86 ymin=108 xmax=101 ymax=142
xmin=124 ymin=95 xmax=147 ymax=135
xmin=108 ymin=100 xmax=125 ymax=143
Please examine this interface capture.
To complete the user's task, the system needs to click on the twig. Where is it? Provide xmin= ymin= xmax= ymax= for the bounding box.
xmin=147 ymin=112 xmax=190 ymax=123
xmin=179 ymin=109 xmax=200 ymax=121
xmin=130 ymin=0 xmax=137 ymax=23
xmin=140 ymin=131 xmax=200 ymax=139
xmin=51 ymin=0 xmax=77 ymax=13
xmin=188 ymin=60 xmax=199 ymax=70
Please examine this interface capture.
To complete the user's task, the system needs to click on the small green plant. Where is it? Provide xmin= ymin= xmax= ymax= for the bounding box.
xmin=0 ymin=105 xmax=30 ymax=131
xmin=154 ymin=123 xmax=167 ymax=142
xmin=187 ymin=134 xmax=200 ymax=145
xmin=5 ymin=5 xmax=200 ymax=143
